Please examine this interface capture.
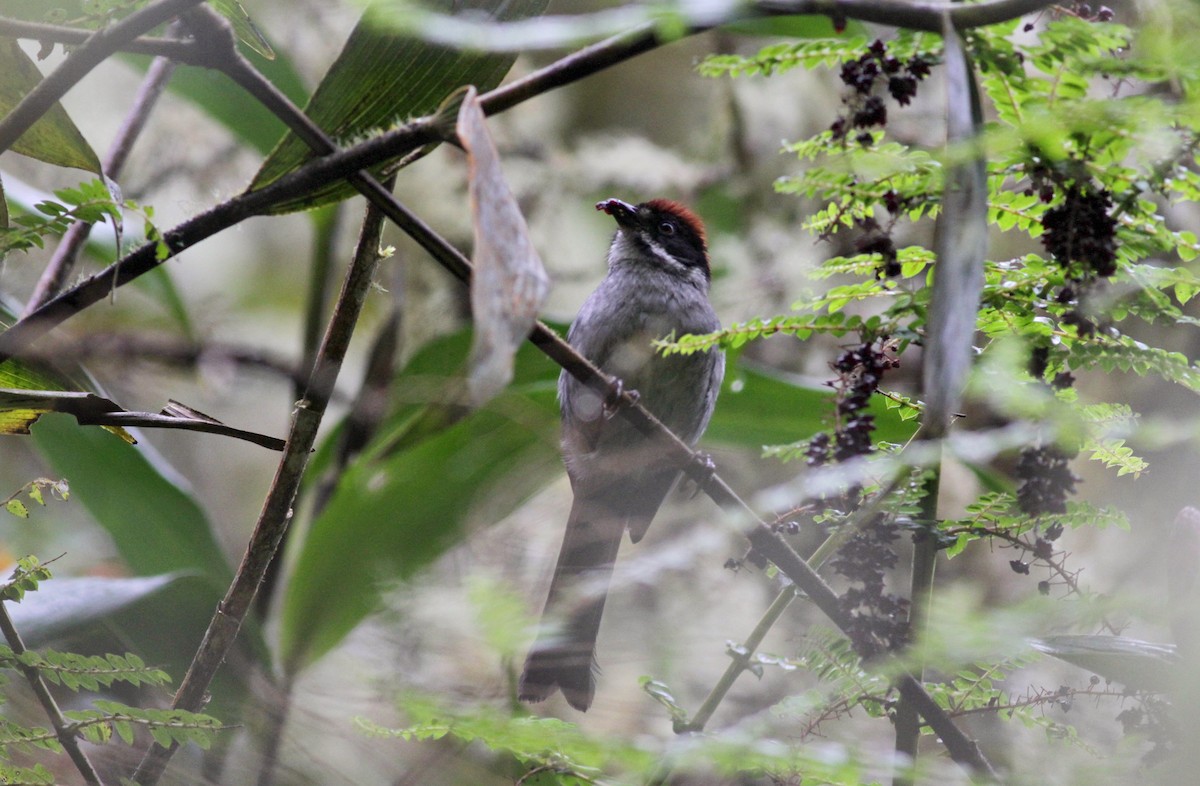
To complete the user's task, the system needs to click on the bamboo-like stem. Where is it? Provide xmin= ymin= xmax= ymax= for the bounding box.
xmin=894 ymin=467 xmax=941 ymax=783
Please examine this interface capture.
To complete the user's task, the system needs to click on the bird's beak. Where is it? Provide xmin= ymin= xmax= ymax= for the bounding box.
xmin=595 ymin=198 xmax=638 ymax=228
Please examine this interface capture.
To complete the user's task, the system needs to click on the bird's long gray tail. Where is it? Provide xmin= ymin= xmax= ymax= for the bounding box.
xmin=519 ymin=494 xmax=624 ymax=712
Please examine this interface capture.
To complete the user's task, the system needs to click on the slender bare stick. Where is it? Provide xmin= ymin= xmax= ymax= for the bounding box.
xmin=0 ymin=15 xmax=203 ymax=61
xmin=0 ymin=0 xmax=205 ymax=155
xmin=25 ymin=52 xmax=178 ymax=315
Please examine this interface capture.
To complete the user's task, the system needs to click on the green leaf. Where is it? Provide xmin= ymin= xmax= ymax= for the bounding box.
xmin=30 ymin=414 xmax=230 ymax=582
xmin=247 ymin=0 xmax=548 ymax=213
xmin=279 ymin=389 xmax=560 ymax=673
xmin=718 ymin=15 xmax=855 ymax=42
xmin=1 ymin=556 xmax=52 ymax=602
xmin=710 ymin=364 xmax=918 ymax=450
xmin=0 ymin=40 xmax=101 ymax=173
xmin=5 ymin=573 xmax=191 ymax=647
xmin=210 ymin=0 xmax=275 ymax=59
xmin=1029 ymin=635 xmax=1178 ymax=692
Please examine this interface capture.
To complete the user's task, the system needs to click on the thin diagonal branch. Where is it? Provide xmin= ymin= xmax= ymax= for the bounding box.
xmin=0 ymin=0 xmax=205 ymax=155
xmin=0 ymin=15 xmax=204 ymax=61
xmin=25 ymin=48 xmax=178 ymax=315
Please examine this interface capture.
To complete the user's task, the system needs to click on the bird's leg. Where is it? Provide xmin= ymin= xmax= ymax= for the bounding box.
xmin=602 ymin=376 xmax=639 ymax=419
xmin=686 ymin=452 xmax=717 ymax=498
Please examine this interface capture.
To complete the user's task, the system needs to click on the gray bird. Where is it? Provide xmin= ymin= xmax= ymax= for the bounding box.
xmin=519 ymin=198 xmax=725 ymax=711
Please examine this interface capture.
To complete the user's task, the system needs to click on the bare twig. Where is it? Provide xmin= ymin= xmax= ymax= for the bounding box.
xmin=25 ymin=50 xmax=179 ymax=315
xmin=0 ymin=602 xmax=103 ymax=786
xmin=0 ymin=15 xmax=204 ymax=62
xmin=298 ymin=206 xmax=343 ymax=399
xmin=0 ymin=0 xmax=205 ymax=155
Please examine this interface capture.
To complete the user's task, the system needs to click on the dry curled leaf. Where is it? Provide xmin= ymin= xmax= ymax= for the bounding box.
xmin=457 ymin=86 xmax=550 ymax=407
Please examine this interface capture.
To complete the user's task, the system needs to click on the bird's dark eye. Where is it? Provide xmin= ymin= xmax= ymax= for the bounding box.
xmin=659 ymin=221 xmax=676 ymax=235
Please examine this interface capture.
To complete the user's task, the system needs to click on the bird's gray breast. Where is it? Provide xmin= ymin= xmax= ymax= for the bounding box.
xmin=560 ymin=270 xmax=722 ymax=453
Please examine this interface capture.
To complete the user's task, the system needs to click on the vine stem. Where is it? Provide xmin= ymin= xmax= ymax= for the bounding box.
xmin=0 ymin=601 xmax=103 ymax=786
xmin=893 ymin=465 xmax=941 ymax=783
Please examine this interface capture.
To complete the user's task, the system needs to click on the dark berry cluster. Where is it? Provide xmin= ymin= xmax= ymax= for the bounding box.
xmin=855 ymin=218 xmax=901 ymax=278
xmin=805 ymin=432 xmax=832 ymax=467
xmin=806 ymin=341 xmax=909 ymax=651
xmin=830 ymin=39 xmax=933 ymax=147
xmin=1115 ymin=695 xmax=1173 ymax=767
xmin=1068 ymin=1 xmax=1115 ymax=21
xmin=831 ymin=341 xmax=896 ymax=461
xmin=1023 ymin=151 xmax=1120 ymax=335
xmin=1041 ymin=186 xmax=1118 ymax=278
xmin=1007 ymin=527 xmax=1062 ymax=595
xmin=830 ymin=514 xmax=910 ymax=653
xmin=806 ymin=340 xmax=900 ymax=471
xmin=1015 ymin=444 xmax=1079 ymax=516
xmin=1028 ymin=344 xmax=1077 ymax=389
